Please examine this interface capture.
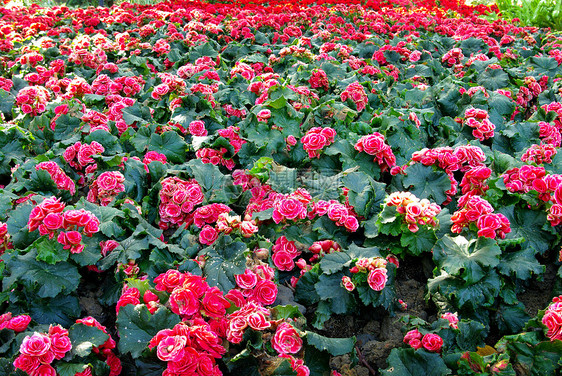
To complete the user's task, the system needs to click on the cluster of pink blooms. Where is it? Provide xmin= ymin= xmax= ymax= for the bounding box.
xmin=13 ymin=325 xmax=72 ymax=375
xmin=459 ymin=166 xmax=492 ymax=197
xmin=0 ymin=312 xmax=31 ymax=332
xmin=538 ymin=121 xmax=562 ymax=147
xmin=0 ymin=222 xmax=12 ymax=255
xmin=403 ymin=329 xmax=443 ymax=352
xmin=115 ymin=284 xmax=158 ymax=315
xmin=35 ymin=161 xmax=76 ymax=195
xmin=308 ymin=239 xmax=341 ymax=263
xmin=196 ymin=126 xmax=245 ymax=170
xmin=194 ymin=203 xmax=258 ymax=245
xmin=442 ymin=47 xmax=464 ymax=66
xmin=355 ymin=132 xmax=396 ymax=173
xmin=461 ymin=107 xmax=495 ymax=141
xmin=158 ymin=270 xmax=231 ymax=320
xmin=542 ymin=102 xmax=562 ymax=130
xmin=301 ymin=127 xmax=336 ymax=158
xmin=76 ymin=317 xmax=121 ymax=376
xmin=15 ymin=86 xmax=50 ymax=116
xmin=402 ymin=145 xmax=487 ymax=204
xmin=385 ymin=192 xmax=441 ymax=233
xmin=440 ymin=312 xmax=460 ymax=329
xmin=272 ymin=190 xmax=310 ymax=224
xmin=271 ymin=236 xmax=301 ymax=271
xmin=248 ymin=73 xmax=281 ymax=105
xmin=340 ymin=81 xmax=368 ymax=111
xmin=158 ymin=177 xmax=204 ymax=229
xmin=272 ymin=188 xmax=360 ymax=232
xmin=87 ymin=171 xmax=125 ymax=206
xmin=63 ymin=141 xmax=105 ymax=182
xmin=188 ymin=120 xmax=208 ymax=137
xmin=225 ymin=301 xmax=272 ymax=344
xmin=409 ymin=145 xmax=486 ymax=173
xmin=516 ymin=76 xmax=548 ymax=108
xmin=502 ymin=165 xmax=547 ymax=194
xmin=149 ymin=321 xmax=224 ymax=376
xmin=196 ymin=147 xmax=235 ymax=170
xmin=28 ymin=197 xmax=100 ymax=253
xmin=521 ymin=143 xmax=557 ymax=165
xmin=451 ymin=195 xmax=510 ymax=239
xmin=345 ymin=256 xmax=389 ymax=292
xmin=227 ymin=262 xmax=278 ymax=311
xmin=542 ymin=295 xmax=562 ymax=341
xmin=308 ymin=68 xmax=329 ymax=90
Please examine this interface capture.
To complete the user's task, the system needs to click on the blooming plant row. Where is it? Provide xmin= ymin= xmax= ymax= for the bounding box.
xmin=0 ymin=0 xmax=561 ymax=374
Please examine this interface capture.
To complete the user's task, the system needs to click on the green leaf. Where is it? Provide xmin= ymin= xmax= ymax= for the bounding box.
xmin=271 ymin=358 xmax=298 ymax=376
xmin=69 ymin=323 xmax=110 ymax=357
xmin=498 ymin=248 xmax=544 ymax=280
xmin=401 ymin=164 xmax=451 ymax=205
xmin=149 ymin=131 xmax=188 ymax=164
xmin=498 ymin=205 xmax=553 ymax=255
xmin=116 ymin=305 xmax=180 ymax=358
xmin=530 ymin=56 xmax=559 ymax=78
xmin=0 ymin=89 xmax=15 ymax=115
xmin=295 ymin=266 xmax=320 ymax=305
xmin=496 ymin=303 xmax=530 ymax=334
xmin=477 ymin=68 xmax=509 ymax=91
xmin=56 ymin=364 xmax=89 ymax=376
xmin=315 ymin=273 xmax=355 ymax=315
xmin=29 ymin=294 xmax=81 ymax=327
xmin=455 ymin=320 xmax=486 ymax=351
xmin=433 ymin=235 xmax=501 ymax=283
xmin=381 ymin=348 xmax=451 ymax=376
xmin=4 ymin=250 xmax=80 ymax=298
xmin=319 ymin=244 xmax=381 ymax=275
xmin=201 ymin=236 xmax=247 ymax=293
xmin=400 ymin=227 xmax=437 ymax=256
xmin=306 ymin=332 xmax=356 ymax=356
xmin=270 ymin=305 xmax=304 ymax=320
xmin=35 ymin=236 xmax=69 ymax=264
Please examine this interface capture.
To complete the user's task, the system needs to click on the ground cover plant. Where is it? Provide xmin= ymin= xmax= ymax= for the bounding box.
xmin=0 ymin=0 xmax=562 ymax=374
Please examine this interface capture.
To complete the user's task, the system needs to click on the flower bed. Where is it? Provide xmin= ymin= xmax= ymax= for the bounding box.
xmin=0 ymin=0 xmax=562 ymax=375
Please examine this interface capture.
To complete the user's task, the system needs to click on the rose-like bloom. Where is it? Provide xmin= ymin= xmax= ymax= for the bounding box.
xmin=43 ymin=212 xmax=63 ymax=231
xmin=341 ymin=276 xmax=355 ymax=291
xmin=199 ymin=225 xmax=219 ymax=245
xmin=421 ymin=333 xmax=443 ymax=352
xmin=247 ymin=311 xmax=271 ymax=330
xmin=20 ymin=332 xmax=51 ymax=356
xmin=154 ymin=270 xmax=186 ymax=292
xmin=441 ymin=312 xmax=459 ymax=329
xmin=409 ymin=338 xmax=422 ymax=349
xmin=189 ymin=120 xmax=208 ymax=136
xmin=542 ymin=306 xmax=562 ymax=341
xmin=156 ymin=335 xmax=187 ymax=361
xmin=273 ymin=198 xmax=307 ymax=223
xmin=239 ymin=220 xmax=258 ymax=237
xmin=169 ymin=287 xmax=199 ymax=317
xmin=271 ymin=323 xmax=302 ymax=355
xmin=367 ymin=267 xmax=388 ymax=291
xmin=202 ymin=287 xmax=231 ymax=318
xmin=403 ymin=329 xmax=422 ymax=344
xmin=7 ymin=315 xmax=31 ymax=332
xmin=235 ymin=270 xmax=258 ymax=290
xmin=272 ymin=250 xmax=295 ymax=271
xmin=97 ymin=171 xmax=124 ymax=191
xmin=343 ymin=216 xmax=359 ymax=232
xmin=106 ymin=351 xmax=122 ymax=376
xmin=13 ymin=354 xmax=40 ymax=373
xmin=49 ymin=332 xmax=72 ymax=360
xmin=252 ymin=279 xmax=277 ymax=305
xmin=31 ymin=364 xmax=57 ymax=376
